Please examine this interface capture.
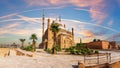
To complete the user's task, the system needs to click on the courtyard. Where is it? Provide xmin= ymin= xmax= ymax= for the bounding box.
xmin=0 ymin=49 xmax=120 ymax=68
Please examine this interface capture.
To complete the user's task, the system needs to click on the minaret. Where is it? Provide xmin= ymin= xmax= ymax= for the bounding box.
xmin=42 ymin=9 xmax=45 ymax=42
xmin=72 ymin=28 xmax=74 ymax=36
xmin=47 ymin=18 xmax=50 ymax=29
xmin=64 ymin=24 xmax=66 ymax=28
xmin=59 ymin=15 xmax=61 ymax=22
xmin=72 ymin=27 xmax=74 ymax=45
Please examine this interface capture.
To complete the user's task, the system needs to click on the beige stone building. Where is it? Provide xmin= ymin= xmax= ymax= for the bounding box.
xmin=39 ymin=11 xmax=74 ymax=49
xmin=85 ymin=40 xmax=118 ymax=49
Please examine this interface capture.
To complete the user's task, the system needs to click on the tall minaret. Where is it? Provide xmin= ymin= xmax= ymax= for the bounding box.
xmin=72 ymin=27 xmax=74 ymax=45
xmin=42 ymin=9 xmax=45 ymax=42
xmin=59 ymin=15 xmax=61 ymax=22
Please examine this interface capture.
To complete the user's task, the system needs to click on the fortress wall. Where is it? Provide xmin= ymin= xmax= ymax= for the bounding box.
xmin=86 ymin=42 xmax=102 ymax=49
xmin=102 ymin=41 xmax=109 ymax=49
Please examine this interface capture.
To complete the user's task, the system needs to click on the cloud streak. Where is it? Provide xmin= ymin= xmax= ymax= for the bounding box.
xmin=63 ymin=19 xmax=118 ymax=32
xmin=0 ymin=23 xmax=21 ymax=34
xmin=17 ymin=15 xmax=40 ymax=24
xmin=0 ymin=22 xmax=42 ymax=38
xmin=0 ymin=17 xmax=118 ymax=32
xmin=0 ymin=13 xmax=18 ymax=19
xmin=23 ymin=0 xmax=108 ymax=24
xmin=0 ymin=15 xmax=118 ymax=43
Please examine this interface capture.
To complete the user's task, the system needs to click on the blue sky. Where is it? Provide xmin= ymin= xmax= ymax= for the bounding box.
xmin=0 ymin=0 xmax=120 ymax=45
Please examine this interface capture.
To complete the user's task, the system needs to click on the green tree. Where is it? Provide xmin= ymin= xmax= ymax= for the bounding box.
xmin=97 ymin=39 xmax=101 ymax=41
xmin=51 ymin=21 xmax=60 ymax=54
xmin=30 ymin=34 xmax=37 ymax=52
xmin=93 ymin=38 xmax=97 ymax=42
xmin=19 ymin=39 xmax=25 ymax=48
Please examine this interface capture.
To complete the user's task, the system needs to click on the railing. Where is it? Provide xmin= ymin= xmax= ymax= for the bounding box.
xmin=83 ymin=53 xmax=120 ymax=66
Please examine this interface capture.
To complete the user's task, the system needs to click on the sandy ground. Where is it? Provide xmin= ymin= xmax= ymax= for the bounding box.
xmin=0 ymin=49 xmax=120 ymax=68
xmin=0 ymin=49 xmax=83 ymax=68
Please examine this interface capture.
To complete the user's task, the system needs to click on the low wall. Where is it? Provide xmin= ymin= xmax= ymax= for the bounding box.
xmin=15 ymin=49 xmax=34 ymax=57
xmin=0 ymin=48 xmax=34 ymax=57
xmin=78 ymin=61 xmax=120 ymax=68
xmin=0 ymin=48 xmax=10 ymax=57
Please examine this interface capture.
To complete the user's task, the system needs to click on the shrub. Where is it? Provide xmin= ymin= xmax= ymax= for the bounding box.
xmin=70 ymin=48 xmax=75 ymax=54
xmin=94 ymin=50 xmax=99 ymax=54
xmin=65 ymin=48 xmax=70 ymax=52
xmin=66 ymin=44 xmax=99 ymax=55
xmin=21 ymin=45 xmax=33 ymax=51
xmin=76 ymin=43 xmax=84 ymax=50
xmin=75 ymin=50 xmax=81 ymax=55
xmin=54 ymin=44 xmax=61 ymax=52
xmin=46 ymin=49 xmax=53 ymax=54
xmin=81 ymin=50 xmax=87 ymax=55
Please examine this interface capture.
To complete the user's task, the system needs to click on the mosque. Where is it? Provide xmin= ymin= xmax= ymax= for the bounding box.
xmin=39 ymin=10 xmax=75 ymax=49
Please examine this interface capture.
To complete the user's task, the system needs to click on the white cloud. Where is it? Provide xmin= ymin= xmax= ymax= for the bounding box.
xmin=0 ymin=13 xmax=18 ymax=19
xmin=0 ymin=16 xmax=118 ymax=43
xmin=17 ymin=15 xmax=41 ymax=24
xmin=23 ymin=0 xmax=108 ymax=24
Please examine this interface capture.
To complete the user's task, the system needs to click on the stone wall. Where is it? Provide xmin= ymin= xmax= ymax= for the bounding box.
xmin=78 ymin=61 xmax=120 ymax=68
xmin=86 ymin=41 xmax=102 ymax=49
xmin=102 ymin=41 xmax=109 ymax=49
xmin=0 ymin=48 xmax=10 ymax=57
xmin=0 ymin=48 xmax=34 ymax=57
xmin=86 ymin=41 xmax=109 ymax=49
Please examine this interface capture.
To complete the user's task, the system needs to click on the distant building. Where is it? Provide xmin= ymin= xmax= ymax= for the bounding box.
xmin=11 ymin=43 xmax=18 ymax=48
xmin=109 ymin=41 xmax=117 ymax=49
xmin=39 ymin=11 xmax=74 ymax=49
xmin=85 ymin=40 xmax=118 ymax=49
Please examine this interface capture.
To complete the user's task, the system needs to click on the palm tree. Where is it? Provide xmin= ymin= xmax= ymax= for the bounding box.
xmin=19 ymin=39 xmax=26 ymax=48
xmin=30 ymin=33 xmax=37 ymax=52
xmin=51 ymin=21 xmax=60 ymax=54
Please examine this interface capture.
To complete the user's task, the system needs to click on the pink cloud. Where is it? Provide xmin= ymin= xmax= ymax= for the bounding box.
xmin=24 ymin=0 xmax=108 ymax=24
xmin=71 ymin=0 xmax=91 ymax=7
xmin=24 ymin=0 xmax=69 ymax=7
xmin=79 ymin=30 xmax=94 ymax=38
xmin=71 ymin=0 xmax=107 ymax=24
xmin=24 ymin=0 xmax=49 ymax=6
xmin=5 ymin=23 xmax=21 ymax=29
xmin=0 ymin=23 xmax=42 ymax=38
xmin=0 ymin=23 xmax=21 ymax=34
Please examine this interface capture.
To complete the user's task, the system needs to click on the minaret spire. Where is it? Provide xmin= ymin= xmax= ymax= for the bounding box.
xmin=42 ymin=9 xmax=45 ymax=42
xmin=59 ymin=15 xmax=61 ymax=22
